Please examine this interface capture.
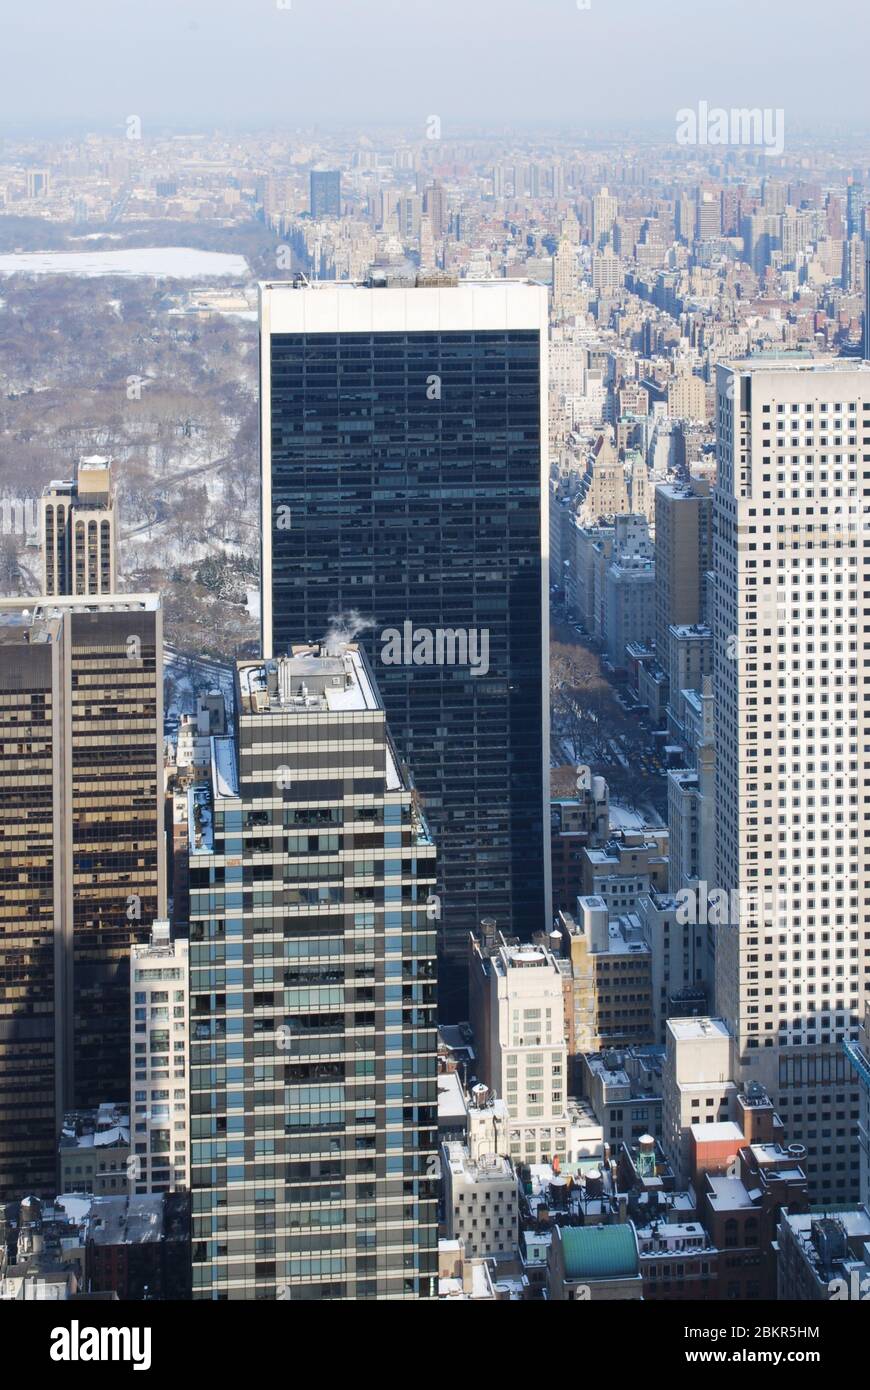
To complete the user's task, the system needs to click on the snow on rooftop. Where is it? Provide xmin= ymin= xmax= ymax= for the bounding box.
xmin=608 ymin=802 xmax=665 ymax=832
xmin=691 ymin=1120 xmax=743 ymax=1142
xmin=706 ymin=1175 xmax=754 ymax=1209
xmin=212 ymin=736 xmax=238 ymax=798
xmin=54 ymin=1195 xmax=94 ymax=1223
xmin=437 ymin=1070 xmax=467 ymax=1122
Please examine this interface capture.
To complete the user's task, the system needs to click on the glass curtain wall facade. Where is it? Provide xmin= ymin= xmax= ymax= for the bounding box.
xmin=261 ymin=282 xmax=550 ymax=1014
xmin=0 ymin=612 xmax=62 ymax=1199
xmin=0 ymin=596 xmax=164 ymax=1200
xmin=189 ymin=644 xmax=438 ymax=1300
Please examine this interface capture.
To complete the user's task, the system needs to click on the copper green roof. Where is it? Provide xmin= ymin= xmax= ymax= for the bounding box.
xmin=561 ymin=1224 xmax=639 ymax=1281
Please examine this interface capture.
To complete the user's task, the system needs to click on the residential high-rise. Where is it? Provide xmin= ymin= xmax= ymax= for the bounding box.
xmin=42 ymin=456 xmax=119 ymax=597
xmin=592 ymin=186 xmax=618 ymax=248
xmin=865 ymin=245 xmax=870 ymax=361
xmin=604 ymin=515 xmax=656 ymax=669
xmin=551 ymin=238 xmax=576 ymax=315
xmin=130 ymin=920 xmax=190 ymax=1195
xmin=667 ymin=373 xmax=708 ymax=421
xmin=423 ymin=181 xmax=446 ymax=240
xmin=25 ymin=169 xmax=50 ymax=199
xmin=260 ymin=279 xmax=550 ymax=1011
xmin=847 ymin=180 xmax=866 ymax=241
xmin=654 ymin=476 xmax=712 ymax=688
xmin=0 ymin=595 xmax=165 ymax=1201
xmin=468 ymin=927 xmax=569 ymax=1166
xmin=309 ymin=169 xmax=341 ymax=219
xmin=713 ymin=359 xmax=870 ymax=1204
xmin=695 ymin=188 xmax=721 ymax=241
xmin=188 ymin=643 xmax=438 ymax=1300
xmin=591 ymin=248 xmax=622 ymax=294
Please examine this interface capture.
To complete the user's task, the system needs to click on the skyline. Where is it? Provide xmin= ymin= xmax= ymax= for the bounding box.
xmin=2 ymin=0 xmax=870 ymax=1332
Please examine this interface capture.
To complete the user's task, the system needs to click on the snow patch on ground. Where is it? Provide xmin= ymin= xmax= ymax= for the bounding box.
xmin=0 ymin=248 xmax=250 ymax=279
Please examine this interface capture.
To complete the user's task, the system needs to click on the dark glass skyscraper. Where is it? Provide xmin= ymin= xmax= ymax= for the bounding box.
xmin=309 ymin=169 xmax=341 ymax=219
xmin=260 ymin=281 xmax=550 ymax=1013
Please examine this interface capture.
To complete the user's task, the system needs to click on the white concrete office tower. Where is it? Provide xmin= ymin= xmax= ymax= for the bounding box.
xmin=591 ymin=249 xmax=622 ymax=294
xmin=713 ymin=359 xmax=870 ymax=1204
xmin=130 ymin=921 xmax=189 ymax=1195
xmin=592 ymin=186 xmax=618 ymax=248
xmin=662 ymin=1017 xmax=737 ymax=1186
xmin=469 ymin=931 xmax=568 ymax=1165
xmin=441 ymin=1143 xmax=518 ymax=1260
xmin=41 ymin=456 xmax=119 ymax=597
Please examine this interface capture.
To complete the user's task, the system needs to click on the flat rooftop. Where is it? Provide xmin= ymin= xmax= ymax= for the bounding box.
xmin=655 ymin=481 xmax=706 ymax=501
xmin=0 ymin=594 xmax=159 ymax=615
xmin=722 ymin=357 xmax=870 ymax=375
xmin=706 ymin=1176 xmax=755 ymax=1211
xmin=260 ymin=278 xmax=547 ymax=334
xmin=87 ymin=1196 xmax=165 ymax=1246
xmin=691 ymin=1121 xmax=743 ymax=1144
xmin=437 ymin=1071 xmax=467 ymax=1125
xmin=235 ymin=645 xmax=404 ymax=796
xmin=261 ymin=276 xmax=544 ymax=292
xmin=444 ymin=1142 xmax=513 ymax=1182
xmin=237 ymin=645 xmax=382 ymax=717
xmin=0 ymin=610 xmax=62 ymax=645
xmin=668 ymin=1017 xmax=730 ymax=1043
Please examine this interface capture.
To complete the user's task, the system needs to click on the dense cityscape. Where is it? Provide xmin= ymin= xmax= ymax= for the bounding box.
xmin=0 ymin=0 xmax=869 ymax=1363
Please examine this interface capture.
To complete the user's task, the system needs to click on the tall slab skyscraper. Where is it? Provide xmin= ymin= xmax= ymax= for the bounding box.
xmin=260 ymin=279 xmax=550 ymax=1011
xmin=0 ymin=595 xmax=164 ymax=1200
xmin=713 ymin=359 xmax=870 ymax=1204
xmin=188 ymin=644 xmax=438 ymax=1300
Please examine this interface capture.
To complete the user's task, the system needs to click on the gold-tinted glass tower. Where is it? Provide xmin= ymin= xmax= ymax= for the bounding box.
xmin=0 ymin=596 xmax=165 ymax=1200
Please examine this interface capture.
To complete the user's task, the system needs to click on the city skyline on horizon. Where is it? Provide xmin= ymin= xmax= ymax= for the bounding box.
xmin=1 ymin=0 xmax=870 ymax=1319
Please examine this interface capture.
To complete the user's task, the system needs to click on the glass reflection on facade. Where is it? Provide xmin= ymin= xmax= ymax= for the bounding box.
xmin=263 ymin=291 xmax=548 ymax=1012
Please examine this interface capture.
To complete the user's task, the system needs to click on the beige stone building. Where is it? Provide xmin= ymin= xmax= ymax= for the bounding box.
xmin=41 ymin=456 xmax=119 ymax=597
xmin=554 ymin=898 xmax=654 ymax=1053
xmin=654 ymin=477 xmax=712 ymax=690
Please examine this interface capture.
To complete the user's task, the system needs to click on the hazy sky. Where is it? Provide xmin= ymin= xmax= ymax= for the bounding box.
xmin=2 ymin=0 xmax=867 ymax=134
